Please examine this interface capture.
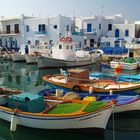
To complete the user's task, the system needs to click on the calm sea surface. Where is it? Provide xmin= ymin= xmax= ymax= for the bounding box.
xmin=0 ymin=59 xmax=140 ymax=140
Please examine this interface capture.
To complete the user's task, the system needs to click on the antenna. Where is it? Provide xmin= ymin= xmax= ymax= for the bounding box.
xmin=72 ymin=10 xmax=76 ymax=32
xmin=73 ymin=10 xmax=75 ymax=18
xmin=101 ymin=5 xmax=104 ymax=15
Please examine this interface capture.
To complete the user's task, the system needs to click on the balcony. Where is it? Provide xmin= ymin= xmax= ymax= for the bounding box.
xmin=35 ymin=31 xmax=47 ymax=36
xmin=72 ymin=32 xmax=84 ymax=36
xmin=82 ymin=29 xmax=97 ymax=36
xmin=0 ymin=30 xmax=20 ymax=36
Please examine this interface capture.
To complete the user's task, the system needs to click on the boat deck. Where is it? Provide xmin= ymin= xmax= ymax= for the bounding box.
xmin=49 ymin=75 xmax=140 ymax=90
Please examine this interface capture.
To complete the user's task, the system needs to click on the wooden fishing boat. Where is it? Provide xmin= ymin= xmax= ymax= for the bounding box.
xmin=110 ymin=57 xmax=139 ymax=70
xmin=0 ymin=92 xmax=116 ymax=132
xmin=25 ymin=43 xmax=51 ymax=64
xmin=38 ymin=88 xmax=140 ymax=113
xmin=0 ymin=87 xmax=21 ymax=95
xmin=37 ymin=37 xmax=101 ymax=69
xmin=42 ymin=68 xmax=140 ymax=95
xmin=89 ymin=72 xmax=140 ymax=82
xmin=96 ymin=94 xmax=140 ymax=113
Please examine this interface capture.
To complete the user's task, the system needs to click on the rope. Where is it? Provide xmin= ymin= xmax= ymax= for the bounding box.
xmin=112 ymin=109 xmax=116 ymax=140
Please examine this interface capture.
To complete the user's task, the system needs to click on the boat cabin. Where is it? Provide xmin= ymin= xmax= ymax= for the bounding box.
xmin=7 ymin=93 xmax=45 ymax=113
xmin=52 ymin=37 xmax=76 ymax=60
xmin=67 ymin=68 xmax=89 ymax=84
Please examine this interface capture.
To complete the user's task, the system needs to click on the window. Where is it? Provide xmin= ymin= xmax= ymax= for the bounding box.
xmin=115 ymin=29 xmax=120 ymax=38
xmin=54 ymin=25 xmax=57 ymax=29
xmin=84 ymin=39 xmax=87 ymax=45
xmin=99 ymin=24 xmax=101 ymax=30
xmin=106 ymin=42 xmax=110 ymax=46
xmin=6 ymin=25 xmax=11 ymax=34
xmin=70 ymin=45 xmax=73 ymax=49
xmin=66 ymin=45 xmax=69 ymax=49
xmin=87 ymin=24 xmax=92 ymax=32
xmin=26 ymin=25 xmax=29 ymax=32
xmin=59 ymin=45 xmax=62 ymax=49
xmin=108 ymin=24 xmax=112 ymax=31
xmin=38 ymin=24 xmax=46 ymax=32
xmin=14 ymin=24 xmax=19 ymax=33
xmin=66 ymin=25 xmax=69 ymax=31
xmin=0 ymin=39 xmax=2 ymax=46
xmin=27 ymin=40 xmax=31 ymax=45
xmin=125 ymin=29 xmax=129 ymax=37
xmin=35 ymin=40 xmax=39 ymax=46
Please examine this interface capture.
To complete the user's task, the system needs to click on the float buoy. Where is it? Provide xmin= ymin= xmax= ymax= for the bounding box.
xmin=115 ymin=63 xmax=122 ymax=74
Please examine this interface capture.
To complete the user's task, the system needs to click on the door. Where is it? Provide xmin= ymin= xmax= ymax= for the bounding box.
xmin=129 ymin=50 xmax=134 ymax=57
xmin=90 ymin=39 xmax=94 ymax=47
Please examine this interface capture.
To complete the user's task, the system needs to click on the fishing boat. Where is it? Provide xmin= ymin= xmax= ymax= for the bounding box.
xmin=42 ymin=68 xmax=140 ymax=95
xmin=0 ymin=87 xmax=21 ymax=95
xmin=11 ymin=45 xmax=26 ymax=62
xmin=11 ymin=52 xmax=26 ymax=62
xmin=96 ymin=94 xmax=140 ymax=113
xmin=37 ymin=37 xmax=101 ymax=69
xmin=38 ymin=88 xmax=140 ymax=113
xmin=0 ymin=92 xmax=115 ymax=132
xmin=89 ymin=72 xmax=140 ymax=82
xmin=110 ymin=57 xmax=139 ymax=70
xmin=25 ymin=43 xmax=51 ymax=64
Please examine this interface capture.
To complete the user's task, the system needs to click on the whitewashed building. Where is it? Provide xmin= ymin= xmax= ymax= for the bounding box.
xmin=101 ymin=21 xmax=140 ymax=47
xmin=75 ymin=15 xmax=125 ymax=48
xmin=24 ymin=15 xmax=72 ymax=46
xmin=0 ymin=14 xmax=84 ymax=51
xmin=23 ymin=14 xmax=84 ymax=49
xmin=0 ymin=14 xmax=31 ymax=49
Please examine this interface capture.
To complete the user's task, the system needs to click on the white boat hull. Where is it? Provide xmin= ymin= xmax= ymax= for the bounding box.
xmin=0 ymin=105 xmax=113 ymax=130
xmin=37 ymin=56 xmax=100 ymax=69
xmin=114 ymin=98 xmax=140 ymax=113
xmin=110 ymin=61 xmax=138 ymax=70
xmin=25 ymin=54 xmax=37 ymax=64
xmin=11 ymin=53 xmax=26 ymax=62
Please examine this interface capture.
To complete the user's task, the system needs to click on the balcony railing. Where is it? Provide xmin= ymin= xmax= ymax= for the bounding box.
xmin=72 ymin=32 xmax=84 ymax=36
xmin=0 ymin=30 xmax=20 ymax=35
xmin=35 ymin=31 xmax=47 ymax=35
xmin=81 ymin=29 xmax=97 ymax=35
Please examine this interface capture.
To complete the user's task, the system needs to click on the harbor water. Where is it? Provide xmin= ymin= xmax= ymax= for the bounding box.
xmin=0 ymin=60 xmax=140 ymax=140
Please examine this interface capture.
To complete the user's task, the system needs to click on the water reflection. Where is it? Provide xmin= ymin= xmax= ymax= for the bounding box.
xmin=105 ymin=130 xmax=140 ymax=140
xmin=105 ymin=111 xmax=140 ymax=140
xmin=0 ymin=61 xmax=62 ymax=93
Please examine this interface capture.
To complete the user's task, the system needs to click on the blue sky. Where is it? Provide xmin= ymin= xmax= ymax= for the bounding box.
xmin=0 ymin=0 xmax=139 ymax=21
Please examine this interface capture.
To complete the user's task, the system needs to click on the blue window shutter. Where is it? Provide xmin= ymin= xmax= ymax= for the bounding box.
xmin=87 ymin=24 xmax=92 ymax=32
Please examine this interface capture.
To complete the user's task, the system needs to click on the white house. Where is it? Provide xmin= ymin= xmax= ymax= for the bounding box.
xmin=24 ymin=15 xmax=84 ymax=49
xmin=0 ymin=14 xmax=31 ymax=49
xmin=75 ymin=14 xmax=125 ymax=48
xmin=0 ymin=14 xmax=84 ymax=51
xmin=101 ymin=21 xmax=140 ymax=47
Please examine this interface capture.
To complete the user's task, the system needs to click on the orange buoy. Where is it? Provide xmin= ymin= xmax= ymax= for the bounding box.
xmin=115 ymin=63 xmax=122 ymax=74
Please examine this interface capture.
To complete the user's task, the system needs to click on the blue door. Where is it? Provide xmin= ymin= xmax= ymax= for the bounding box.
xmin=115 ymin=29 xmax=120 ymax=37
xmin=87 ymin=24 xmax=92 ymax=32
xmin=125 ymin=30 xmax=129 ymax=37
